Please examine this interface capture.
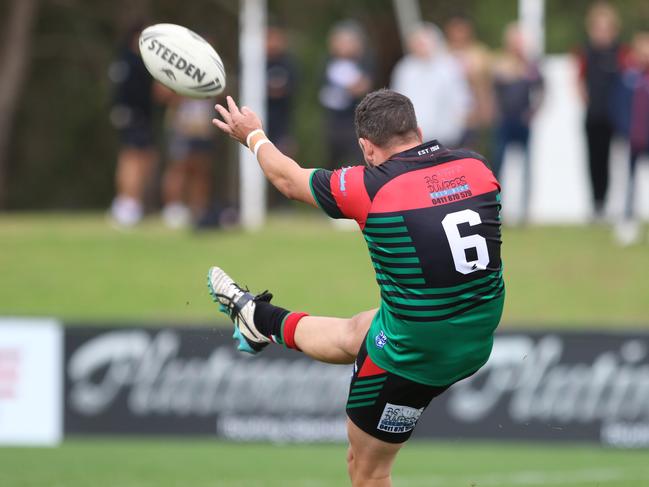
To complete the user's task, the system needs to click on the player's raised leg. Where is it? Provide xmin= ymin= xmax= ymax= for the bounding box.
xmin=293 ymin=310 xmax=375 ymax=364
xmin=207 ymin=266 xmax=374 ymax=363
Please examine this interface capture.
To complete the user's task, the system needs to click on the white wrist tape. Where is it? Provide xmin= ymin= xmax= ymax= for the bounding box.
xmin=245 ymin=129 xmax=265 ymax=148
xmin=253 ymin=139 xmax=271 ymax=158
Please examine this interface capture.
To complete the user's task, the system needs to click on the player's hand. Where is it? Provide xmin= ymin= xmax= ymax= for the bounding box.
xmin=212 ymin=96 xmax=263 ymax=146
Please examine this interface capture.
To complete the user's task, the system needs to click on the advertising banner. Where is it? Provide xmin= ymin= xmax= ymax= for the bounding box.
xmin=64 ymin=327 xmax=649 ymax=447
xmin=0 ymin=318 xmax=63 ymax=446
xmin=64 ymin=327 xmax=349 ymax=440
xmin=421 ymin=332 xmax=649 ymax=447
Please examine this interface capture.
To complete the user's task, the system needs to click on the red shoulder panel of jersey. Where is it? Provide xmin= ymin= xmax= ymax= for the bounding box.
xmin=370 ymin=158 xmax=499 ymax=213
xmin=330 ymin=165 xmax=371 ymax=228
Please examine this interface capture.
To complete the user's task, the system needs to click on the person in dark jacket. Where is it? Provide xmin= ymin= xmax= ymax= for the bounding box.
xmin=318 ymin=21 xmax=372 ymax=169
xmin=266 ymin=22 xmax=298 ymax=155
xmin=577 ymin=2 xmax=628 ymax=221
xmin=108 ymin=23 xmax=157 ymax=227
xmin=266 ymin=22 xmax=299 ymax=208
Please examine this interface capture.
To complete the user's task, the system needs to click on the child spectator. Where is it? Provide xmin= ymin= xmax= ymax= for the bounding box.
xmin=161 ymin=95 xmax=215 ymax=229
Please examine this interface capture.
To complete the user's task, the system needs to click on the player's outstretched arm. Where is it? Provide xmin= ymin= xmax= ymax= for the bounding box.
xmin=212 ymin=96 xmax=317 ymax=207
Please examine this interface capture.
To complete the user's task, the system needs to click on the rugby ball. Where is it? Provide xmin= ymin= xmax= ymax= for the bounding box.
xmin=138 ymin=23 xmax=226 ymax=98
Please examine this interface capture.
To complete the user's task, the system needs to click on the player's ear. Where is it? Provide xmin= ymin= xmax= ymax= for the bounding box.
xmin=416 ymin=127 xmax=424 ymax=143
xmin=360 ymin=138 xmax=375 ymax=155
xmin=359 ymin=138 xmax=375 ymax=166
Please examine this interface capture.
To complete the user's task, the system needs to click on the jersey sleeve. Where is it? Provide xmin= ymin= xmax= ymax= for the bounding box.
xmin=309 ymin=166 xmax=371 ymax=225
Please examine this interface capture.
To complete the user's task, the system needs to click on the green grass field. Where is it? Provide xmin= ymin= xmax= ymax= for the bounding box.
xmin=2 ymin=439 xmax=648 ymax=487
xmin=2 ymin=213 xmax=648 ymax=487
xmin=1 ymin=212 xmax=648 ymax=325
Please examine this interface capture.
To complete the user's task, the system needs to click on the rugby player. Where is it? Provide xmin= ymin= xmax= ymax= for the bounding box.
xmin=210 ymin=89 xmax=504 ymax=487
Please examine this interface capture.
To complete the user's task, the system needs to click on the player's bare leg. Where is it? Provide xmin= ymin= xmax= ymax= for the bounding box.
xmin=346 ymin=419 xmax=402 ymax=487
xmin=294 ymin=310 xmax=376 ymax=364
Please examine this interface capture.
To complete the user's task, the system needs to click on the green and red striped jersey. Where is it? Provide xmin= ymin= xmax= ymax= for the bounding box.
xmin=309 ymin=140 xmax=505 ymax=386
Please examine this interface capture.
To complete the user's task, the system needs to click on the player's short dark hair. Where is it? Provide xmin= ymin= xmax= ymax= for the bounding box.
xmin=354 ymin=89 xmax=419 ymax=147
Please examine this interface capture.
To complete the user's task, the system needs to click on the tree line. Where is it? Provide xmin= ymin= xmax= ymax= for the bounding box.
xmin=1 ymin=0 xmax=646 ymax=209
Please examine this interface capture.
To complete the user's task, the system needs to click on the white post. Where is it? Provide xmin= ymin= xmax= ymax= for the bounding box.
xmin=518 ymin=0 xmax=545 ymax=59
xmin=239 ymin=0 xmax=267 ymax=230
xmin=391 ymin=0 xmax=422 ymax=49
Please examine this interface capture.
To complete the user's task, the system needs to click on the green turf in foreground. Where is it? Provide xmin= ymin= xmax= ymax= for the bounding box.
xmin=0 ymin=213 xmax=648 ymax=326
xmin=0 ymin=439 xmax=647 ymax=487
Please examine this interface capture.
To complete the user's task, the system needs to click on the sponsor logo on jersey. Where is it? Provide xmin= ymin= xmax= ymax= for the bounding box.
xmin=377 ymin=403 xmax=424 ymax=433
xmin=374 ymin=330 xmax=388 ymax=349
xmin=425 ymin=173 xmax=473 ymax=206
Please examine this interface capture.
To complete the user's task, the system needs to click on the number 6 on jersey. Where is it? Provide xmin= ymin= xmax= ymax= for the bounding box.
xmin=442 ymin=209 xmax=490 ymax=275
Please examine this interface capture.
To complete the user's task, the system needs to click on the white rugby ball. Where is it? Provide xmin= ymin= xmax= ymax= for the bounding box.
xmin=138 ymin=23 xmax=226 ymax=98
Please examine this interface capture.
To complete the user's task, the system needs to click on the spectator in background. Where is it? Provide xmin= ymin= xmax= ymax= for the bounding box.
xmin=161 ymin=95 xmax=215 ymax=229
xmin=577 ymin=2 xmax=628 ymax=220
xmin=319 ymin=21 xmax=372 ymax=167
xmin=391 ymin=22 xmax=471 ymax=147
xmin=610 ymin=31 xmax=649 ymax=245
xmin=445 ymin=14 xmax=495 ymax=152
xmin=267 ymin=21 xmax=298 ymax=156
xmin=266 ymin=21 xmax=298 ymax=208
xmin=492 ymin=22 xmax=543 ymax=224
xmin=108 ymin=23 xmax=156 ymax=227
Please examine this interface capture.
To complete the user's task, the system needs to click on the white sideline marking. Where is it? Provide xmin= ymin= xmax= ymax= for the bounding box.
xmin=396 ymin=467 xmax=647 ymax=486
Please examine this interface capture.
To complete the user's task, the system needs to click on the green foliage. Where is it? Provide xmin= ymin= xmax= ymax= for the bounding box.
xmin=8 ymin=2 xmax=117 ymax=208
xmin=7 ymin=0 xmax=240 ymax=210
xmin=6 ymin=0 xmax=649 ymax=208
xmin=547 ymin=0 xmax=649 ymax=53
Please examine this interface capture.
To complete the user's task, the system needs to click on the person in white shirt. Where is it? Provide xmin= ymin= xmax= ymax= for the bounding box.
xmin=391 ymin=22 xmax=471 ymax=147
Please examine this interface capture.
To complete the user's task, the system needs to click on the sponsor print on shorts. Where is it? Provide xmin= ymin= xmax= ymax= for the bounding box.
xmin=377 ymin=403 xmax=424 ymax=433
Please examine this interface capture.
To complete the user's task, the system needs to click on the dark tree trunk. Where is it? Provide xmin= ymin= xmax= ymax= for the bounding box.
xmin=0 ymin=0 xmax=39 ymax=209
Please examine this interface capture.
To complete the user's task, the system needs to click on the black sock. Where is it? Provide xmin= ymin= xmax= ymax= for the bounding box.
xmin=253 ymin=301 xmax=290 ymax=340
